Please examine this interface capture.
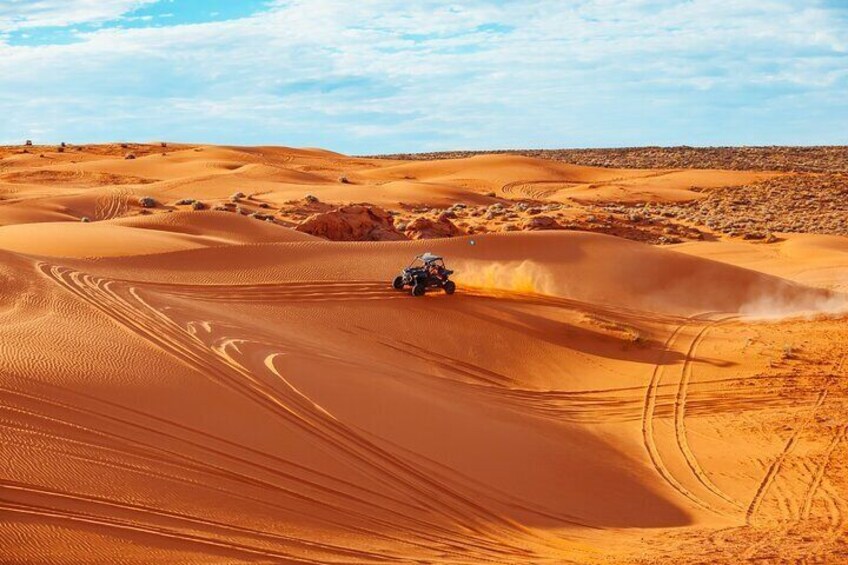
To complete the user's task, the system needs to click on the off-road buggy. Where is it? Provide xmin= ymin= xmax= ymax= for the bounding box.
xmin=392 ymin=253 xmax=456 ymax=296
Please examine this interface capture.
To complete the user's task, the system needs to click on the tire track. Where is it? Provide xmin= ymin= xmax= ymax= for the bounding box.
xmin=799 ymin=353 xmax=847 ymax=527
xmin=800 ymin=424 xmax=847 ymax=520
xmin=34 ymin=262 xmax=560 ymax=559
xmin=0 ymin=479 xmax=400 ymax=563
xmin=641 ymin=315 xmax=725 ymax=514
xmin=672 ymin=316 xmax=745 ymax=513
xmin=0 ymin=398 xmax=478 ymax=552
xmin=157 ymin=280 xmax=404 ymax=303
xmin=93 ymin=185 xmax=132 ymax=220
xmin=745 ymin=385 xmax=830 ymax=526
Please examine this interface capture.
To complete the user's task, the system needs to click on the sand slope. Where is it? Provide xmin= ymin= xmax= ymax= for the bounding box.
xmin=1 ymin=145 xmax=846 ymax=564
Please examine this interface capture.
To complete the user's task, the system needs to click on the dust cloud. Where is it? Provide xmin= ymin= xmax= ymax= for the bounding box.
xmin=453 ymin=260 xmax=556 ymax=295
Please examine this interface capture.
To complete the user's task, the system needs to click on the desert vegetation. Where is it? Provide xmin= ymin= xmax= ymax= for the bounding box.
xmin=374 ymin=146 xmax=848 ymax=173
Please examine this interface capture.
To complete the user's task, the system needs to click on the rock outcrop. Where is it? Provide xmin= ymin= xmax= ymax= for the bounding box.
xmin=404 ymin=214 xmax=464 ymax=239
xmin=296 ymin=205 xmax=405 ymax=241
xmin=521 ymin=215 xmax=561 ymax=230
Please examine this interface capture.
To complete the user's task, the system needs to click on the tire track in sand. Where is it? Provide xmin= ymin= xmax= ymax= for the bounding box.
xmin=799 ymin=353 xmax=847 ymax=523
xmin=672 ymin=316 xmax=745 ymax=513
xmin=93 ymin=185 xmax=131 ymax=220
xmin=745 ymin=376 xmax=833 ymax=525
xmin=739 ymin=352 xmax=846 ymax=562
xmin=641 ymin=313 xmax=739 ymax=516
xmin=35 ymin=262 xmax=561 ymax=561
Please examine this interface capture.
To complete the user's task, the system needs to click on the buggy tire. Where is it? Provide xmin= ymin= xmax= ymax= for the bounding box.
xmin=392 ymin=276 xmax=405 ymax=290
xmin=443 ymin=280 xmax=456 ymax=295
xmin=411 ymin=283 xmax=426 ymax=297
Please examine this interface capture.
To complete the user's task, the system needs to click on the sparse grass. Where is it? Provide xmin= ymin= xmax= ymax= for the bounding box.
xmin=782 ymin=344 xmax=797 ymax=360
xmin=628 ymin=330 xmax=648 ymax=347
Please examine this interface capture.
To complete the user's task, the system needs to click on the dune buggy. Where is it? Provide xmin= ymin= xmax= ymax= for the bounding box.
xmin=392 ymin=252 xmax=456 ymax=296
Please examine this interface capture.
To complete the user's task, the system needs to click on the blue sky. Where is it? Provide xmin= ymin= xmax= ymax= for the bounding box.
xmin=0 ymin=0 xmax=846 ymax=153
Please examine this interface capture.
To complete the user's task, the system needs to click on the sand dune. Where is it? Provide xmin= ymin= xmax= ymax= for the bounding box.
xmin=0 ymin=144 xmax=846 ymax=563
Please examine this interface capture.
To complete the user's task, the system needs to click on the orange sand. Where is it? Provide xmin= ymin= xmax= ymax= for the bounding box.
xmin=0 ymin=144 xmax=846 ymax=563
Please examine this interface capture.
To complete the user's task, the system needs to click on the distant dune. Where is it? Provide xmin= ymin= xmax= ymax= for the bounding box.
xmin=1 ymin=143 xmax=847 ymax=563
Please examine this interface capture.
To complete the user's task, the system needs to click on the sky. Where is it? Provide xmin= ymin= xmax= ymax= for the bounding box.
xmin=0 ymin=0 xmax=846 ymax=153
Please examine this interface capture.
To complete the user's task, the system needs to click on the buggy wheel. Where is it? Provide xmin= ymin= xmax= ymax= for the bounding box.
xmin=443 ymin=280 xmax=456 ymax=295
xmin=392 ymin=275 xmax=405 ymax=290
xmin=411 ymin=283 xmax=426 ymax=297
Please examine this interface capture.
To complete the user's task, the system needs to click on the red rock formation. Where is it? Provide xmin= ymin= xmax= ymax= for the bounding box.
xmin=296 ymin=205 xmax=405 ymax=241
xmin=404 ymin=214 xmax=464 ymax=239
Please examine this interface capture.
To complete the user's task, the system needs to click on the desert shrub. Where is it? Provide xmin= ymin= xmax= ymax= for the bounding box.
xmin=304 ymin=194 xmax=319 ymax=204
xmin=138 ymin=196 xmax=156 ymax=208
xmin=175 ymin=198 xmax=196 ymax=205
xmin=782 ymin=344 xmax=796 ymax=360
xmin=191 ymin=201 xmax=206 ymax=210
xmin=339 ymin=175 xmax=350 ymax=184
xmin=125 ymin=153 xmax=136 ymax=160
xmin=231 ymin=191 xmax=246 ymax=202
xmin=259 ymin=202 xmax=270 ymax=209
xmin=80 ymin=216 xmax=90 ymax=223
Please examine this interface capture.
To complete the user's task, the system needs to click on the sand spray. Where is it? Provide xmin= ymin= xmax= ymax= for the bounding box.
xmin=739 ymin=283 xmax=848 ymax=320
xmin=453 ymin=260 xmax=556 ymax=295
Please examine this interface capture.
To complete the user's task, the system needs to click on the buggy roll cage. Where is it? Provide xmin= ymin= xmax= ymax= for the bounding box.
xmin=407 ymin=253 xmax=445 ymax=269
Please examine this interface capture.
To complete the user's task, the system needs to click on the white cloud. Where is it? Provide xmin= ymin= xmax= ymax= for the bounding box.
xmin=0 ymin=0 xmax=158 ymax=31
xmin=0 ymin=0 xmax=845 ymax=151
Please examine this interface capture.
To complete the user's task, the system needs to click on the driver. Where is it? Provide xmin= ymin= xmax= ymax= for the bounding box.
xmin=426 ymin=261 xmax=440 ymax=278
